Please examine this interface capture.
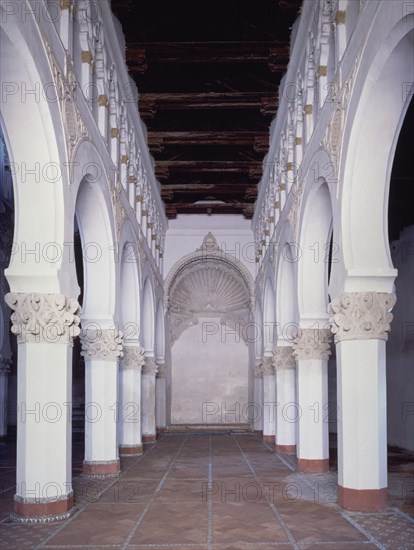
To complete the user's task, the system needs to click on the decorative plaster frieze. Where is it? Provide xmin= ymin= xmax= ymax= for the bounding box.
xmin=262 ymin=356 xmax=275 ymax=376
xmin=120 ymin=346 xmax=145 ymax=370
xmin=110 ymin=182 xmax=127 ymax=238
xmin=80 ymin=328 xmax=124 ymax=360
xmin=273 ymin=346 xmax=296 ymax=369
xmin=142 ymin=356 xmax=158 ymax=376
xmin=328 ymin=292 xmax=396 ymax=342
xmin=5 ymin=293 xmax=81 ymax=344
xmin=292 ymin=329 xmax=332 ymax=360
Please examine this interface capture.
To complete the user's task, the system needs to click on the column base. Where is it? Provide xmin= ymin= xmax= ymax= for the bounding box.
xmin=119 ymin=445 xmax=143 ymax=456
xmin=157 ymin=426 xmax=168 ymax=434
xmin=83 ymin=459 xmax=120 ymax=477
xmin=276 ymin=444 xmax=296 ymax=455
xmin=263 ymin=435 xmax=275 ymax=444
xmin=338 ymin=485 xmax=387 ymax=512
xmin=298 ymin=458 xmax=329 ymax=473
xmin=12 ymin=494 xmax=74 ymax=523
xmin=142 ymin=434 xmax=157 ymax=444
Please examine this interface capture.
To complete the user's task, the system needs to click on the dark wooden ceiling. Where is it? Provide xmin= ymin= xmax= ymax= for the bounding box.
xmin=111 ymin=0 xmax=302 ymax=219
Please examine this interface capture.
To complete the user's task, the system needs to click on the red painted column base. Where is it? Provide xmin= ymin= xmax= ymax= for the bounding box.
xmin=338 ymin=485 xmax=387 ymax=512
xmin=276 ymin=444 xmax=296 ymax=455
xmin=157 ymin=427 xmax=168 ymax=434
xmin=298 ymin=458 xmax=329 ymax=473
xmin=83 ymin=459 xmax=120 ymax=476
xmin=142 ymin=434 xmax=157 ymax=443
xmin=263 ymin=435 xmax=275 ymax=444
xmin=13 ymin=494 xmax=74 ymax=522
xmin=119 ymin=445 xmax=143 ymax=456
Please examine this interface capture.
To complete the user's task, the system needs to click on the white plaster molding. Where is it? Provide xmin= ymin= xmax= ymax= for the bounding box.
xmin=328 ymin=292 xmax=396 ymax=342
xmin=5 ymin=293 xmax=81 ymax=344
xmin=292 ymin=329 xmax=332 ymax=361
xmin=120 ymin=345 xmax=145 ymax=370
xmin=80 ymin=328 xmax=124 ymax=360
xmin=273 ymin=346 xmax=296 ymax=369
xmin=142 ymin=356 xmax=158 ymax=375
xmin=262 ymin=355 xmax=275 ymax=376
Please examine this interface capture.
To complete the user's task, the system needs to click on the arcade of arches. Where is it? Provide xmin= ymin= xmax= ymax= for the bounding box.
xmin=0 ymin=0 xmax=413 ymax=543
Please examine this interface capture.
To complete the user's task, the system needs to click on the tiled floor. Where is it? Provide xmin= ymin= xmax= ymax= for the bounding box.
xmin=0 ymin=432 xmax=413 ymax=549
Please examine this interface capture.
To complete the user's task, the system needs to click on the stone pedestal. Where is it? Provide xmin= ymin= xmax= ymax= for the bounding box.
xmin=293 ymin=329 xmax=331 ymax=471
xmin=81 ymin=327 xmax=123 ymax=477
xmin=118 ymin=346 xmax=145 ymax=456
xmin=5 ymin=293 xmax=80 ymax=522
xmin=262 ymin=355 xmax=276 ymax=444
xmin=142 ymin=356 xmax=158 ymax=443
xmin=273 ymin=346 xmax=296 ymax=454
xmin=329 ymin=292 xmax=396 ymax=512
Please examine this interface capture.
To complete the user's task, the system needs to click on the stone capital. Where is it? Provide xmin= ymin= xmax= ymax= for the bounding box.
xmin=292 ymin=329 xmax=332 ymax=361
xmin=120 ymin=346 xmax=145 ymax=370
xmin=254 ymin=361 xmax=263 ymax=378
xmin=272 ymin=346 xmax=296 ymax=369
xmin=262 ymin=355 xmax=275 ymax=376
xmin=328 ymin=292 xmax=396 ymax=342
xmin=5 ymin=293 xmax=81 ymax=345
xmin=80 ymin=328 xmax=124 ymax=361
xmin=156 ymin=362 xmax=166 ymax=378
xmin=142 ymin=356 xmax=158 ymax=376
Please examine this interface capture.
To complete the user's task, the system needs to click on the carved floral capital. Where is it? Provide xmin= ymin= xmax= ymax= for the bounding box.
xmin=120 ymin=346 xmax=145 ymax=370
xmin=292 ymin=329 xmax=332 ymax=361
xmin=254 ymin=361 xmax=263 ymax=378
xmin=5 ymin=293 xmax=81 ymax=344
xmin=156 ymin=362 xmax=166 ymax=378
xmin=328 ymin=292 xmax=396 ymax=342
xmin=262 ymin=355 xmax=275 ymax=376
xmin=272 ymin=346 xmax=296 ymax=369
xmin=142 ymin=356 xmax=158 ymax=376
xmin=80 ymin=328 xmax=124 ymax=361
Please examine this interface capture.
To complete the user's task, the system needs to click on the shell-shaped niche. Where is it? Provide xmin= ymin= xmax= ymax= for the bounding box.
xmin=169 ymin=259 xmax=250 ymax=315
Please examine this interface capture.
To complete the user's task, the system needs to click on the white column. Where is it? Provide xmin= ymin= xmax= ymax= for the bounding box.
xmin=0 ymin=358 xmax=11 ymax=442
xmin=5 ymin=292 xmax=80 ymax=521
xmin=273 ymin=345 xmax=296 ymax=455
xmin=329 ymin=291 xmax=396 ymax=512
xmin=253 ymin=360 xmax=263 ymax=433
xmin=293 ymin=329 xmax=331 ymax=471
xmin=156 ymin=362 xmax=167 ymax=433
xmin=118 ymin=346 xmax=145 ymax=456
xmin=262 ymin=355 xmax=276 ymax=444
xmin=81 ymin=327 xmax=123 ymax=477
xmin=142 ymin=356 xmax=158 ymax=443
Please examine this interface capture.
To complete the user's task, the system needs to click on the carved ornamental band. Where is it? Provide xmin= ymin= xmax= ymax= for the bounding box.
xmin=329 ymin=292 xmax=396 ymax=342
xmin=262 ymin=355 xmax=275 ymax=376
xmin=292 ymin=329 xmax=332 ymax=361
xmin=80 ymin=329 xmax=124 ymax=361
xmin=273 ymin=346 xmax=296 ymax=369
xmin=156 ymin=363 xmax=166 ymax=378
xmin=5 ymin=293 xmax=81 ymax=344
xmin=120 ymin=346 xmax=145 ymax=370
xmin=142 ymin=356 xmax=158 ymax=376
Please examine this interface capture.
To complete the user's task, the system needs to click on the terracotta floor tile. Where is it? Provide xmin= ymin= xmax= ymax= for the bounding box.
xmin=154 ymin=478 xmax=210 ymax=503
xmin=46 ymin=503 xmax=146 ymax=546
xmin=130 ymin=501 xmax=208 ymax=544
xmin=213 ymin=501 xmax=289 ymax=543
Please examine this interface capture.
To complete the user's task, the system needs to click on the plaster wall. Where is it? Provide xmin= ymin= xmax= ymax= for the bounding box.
xmin=171 ymin=317 xmax=249 ymax=425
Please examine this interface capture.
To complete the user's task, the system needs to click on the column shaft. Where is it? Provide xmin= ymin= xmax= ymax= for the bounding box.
xmin=142 ymin=356 xmax=158 ymax=443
